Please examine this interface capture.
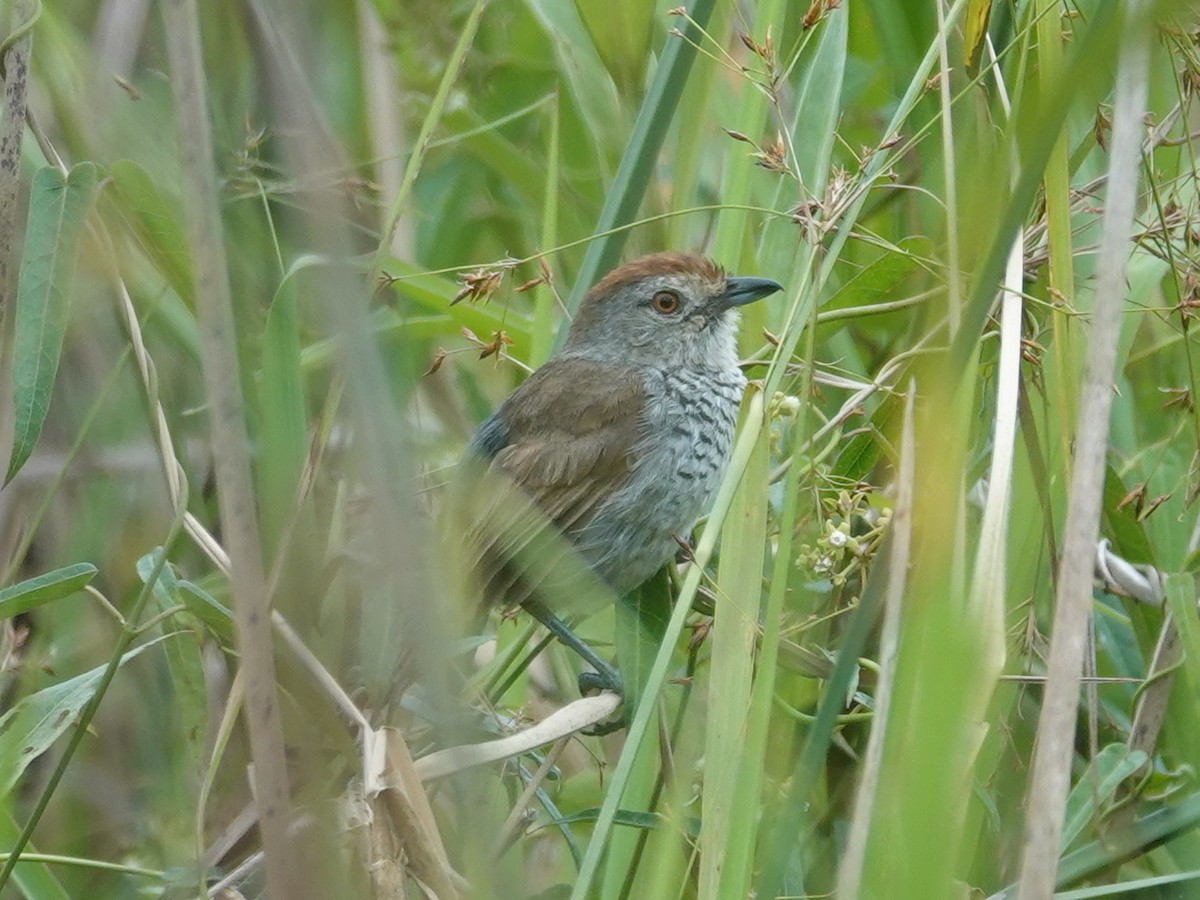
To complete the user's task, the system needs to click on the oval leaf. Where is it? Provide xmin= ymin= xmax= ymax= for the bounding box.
xmin=6 ymin=162 xmax=98 ymax=484
xmin=0 ymin=563 xmax=97 ymax=619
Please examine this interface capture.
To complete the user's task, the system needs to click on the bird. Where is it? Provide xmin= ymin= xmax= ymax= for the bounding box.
xmin=453 ymin=251 xmax=782 ymax=699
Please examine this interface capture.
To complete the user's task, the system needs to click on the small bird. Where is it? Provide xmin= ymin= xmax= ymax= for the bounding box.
xmin=457 ymin=252 xmax=782 ymax=696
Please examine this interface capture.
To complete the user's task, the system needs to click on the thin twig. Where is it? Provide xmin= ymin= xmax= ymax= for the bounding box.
xmin=492 ymin=737 xmax=569 ymax=858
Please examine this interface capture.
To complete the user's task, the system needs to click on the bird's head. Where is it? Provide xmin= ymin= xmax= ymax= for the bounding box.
xmin=563 ymin=252 xmax=783 ymax=371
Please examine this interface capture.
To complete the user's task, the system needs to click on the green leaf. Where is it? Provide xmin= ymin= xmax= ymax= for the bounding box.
xmin=1055 ymin=792 xmax=1200 ymax=889
xmin=962 ymin=0 xmax=993 ymax=68
xmin=524 ymin=0 xmax=622 ymax=155
xmin=0 ymin=637 xmax=168 ymax=798
xmin=822 ymin=239 xmax=928 ymax=314
xmin=1060 ymin=743 xmax=1148 ymax=852
xmin=136 ymin=550 xmax=208 ymax=769
xmin=706 ymin=397 xmax=769 ymax=900
xmin=548 ymin=807 xmax=663 ymax=831
xmin=834 ymin=396 xmax=900 ymax=484
xmin=0 ymin=807 xmax=71 ymax=900
xmin=259 ymin=269 xmax=308 ymax=554
xmin=574 ymin=0 xmax=653 ymax=94
xmin=0 ymin=563 xmax=97 ymax=619
xmin=789 ymin=4 xmax=849 ymax=199
xmin=176 ymin=579 xmax=234 ymax=645
xmin=563 ymin=0 xmax=719 ymax=317
xmin=6 ymin=163 xmax=98 ymax=484
xmin=1101 ymin=464 xmax=1155 ymax=567
xmin=105 ymin=159 xmax=195 ymax=305
xmin=1164 ymin=572 xmax=1200 ymax=725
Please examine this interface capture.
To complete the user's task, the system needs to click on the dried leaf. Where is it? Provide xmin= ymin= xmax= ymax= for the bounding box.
xmin=424 ymin=348 xmax=448 ymax=376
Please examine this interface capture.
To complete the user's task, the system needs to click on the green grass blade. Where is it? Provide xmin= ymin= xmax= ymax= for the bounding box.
xmin=700 ymin=389 xmax=768 ymax=899
xmin=259 ymin=272 xmax=308 ymax=555
xmin=710 ymin=0 xmax=782 ymax=270
xmin=569 ymin=389 xmax=766 ymax=900
xmin=574 ymin=0 xmax=653 ymax=96
xmin=0 ymin=808 xmax=71 ymax=900
xmin=371 ymin=0 xmax=488 ymax=277
xmin=565 ymin=0 xmax=718 ymax=315
xmin=947 ymin=1 xmax=1121 ymax=373
xmin=1035 ymin=0 xmax=1078 ymax=437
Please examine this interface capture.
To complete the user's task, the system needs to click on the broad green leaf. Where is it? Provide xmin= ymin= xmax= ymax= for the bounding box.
xmin=834 ymin=395 xmax=900 ymax=484
xmin=1164 ymin=573 xmax=1200 ymax=728
xmin=1055 ymin=792 xmax=1200 ymax=889
xmin=441 ymin=106 xmax=585 ymax=238
xmin=6 ymin=163 xmax=98 ymax=484
xmin=0 ymin=637 xmax=168 ymax=798
xmin=0 ymin=563 xmax=97 ymax=619
xmin=524 ymin=0 xmax=622 ymax=156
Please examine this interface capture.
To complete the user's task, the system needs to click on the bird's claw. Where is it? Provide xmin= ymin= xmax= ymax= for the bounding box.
xmin=577 ymin=667 xmax=626 ymax=735
xmin=577 ymin=668 xmax=622 ymax=697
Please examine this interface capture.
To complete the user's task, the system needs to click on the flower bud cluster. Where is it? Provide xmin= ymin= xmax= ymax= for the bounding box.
xmin=797 ymin=488 xmax=892 ymax=587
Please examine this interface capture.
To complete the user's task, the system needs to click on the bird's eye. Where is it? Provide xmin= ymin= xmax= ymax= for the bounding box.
xmin=652 ymin=290 xmax=681 ymax=314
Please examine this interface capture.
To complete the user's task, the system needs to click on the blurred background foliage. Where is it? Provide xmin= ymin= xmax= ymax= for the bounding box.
xmin=0 ymin=0 xmax=1199 ymax=898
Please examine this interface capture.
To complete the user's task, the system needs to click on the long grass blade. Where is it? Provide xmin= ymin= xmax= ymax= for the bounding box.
xmin=565 ymin=0 xmax=718 ymax=315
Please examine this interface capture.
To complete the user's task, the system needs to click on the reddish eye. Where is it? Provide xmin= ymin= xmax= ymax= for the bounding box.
xmin=652 ymin=290 xmax=681 ymax=314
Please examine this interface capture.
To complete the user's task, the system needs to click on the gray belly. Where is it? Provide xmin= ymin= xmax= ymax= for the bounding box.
xmin=575 ymin=367 xmax=745 ymax=593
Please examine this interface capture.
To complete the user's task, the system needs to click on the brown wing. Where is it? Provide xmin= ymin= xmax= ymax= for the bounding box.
xmin=450 ymin=357 xmax=643 ymax=617
xmin=490 ymin=357 xmax=644 ymax=535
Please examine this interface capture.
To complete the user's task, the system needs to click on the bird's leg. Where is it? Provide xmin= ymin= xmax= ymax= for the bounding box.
xmin=521 ymin=599 xmax=624 ymax=699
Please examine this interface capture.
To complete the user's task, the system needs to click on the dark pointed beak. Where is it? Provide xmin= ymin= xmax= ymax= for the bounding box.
xmin=713 ymin=275 xmax=783 ymax=313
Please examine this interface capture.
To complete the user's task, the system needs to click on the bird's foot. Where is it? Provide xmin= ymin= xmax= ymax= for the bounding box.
xmin=577 ymin=667 xmax=622 ymax=697
xmin=519 ymin=600 xmax=627 ymax=734
xmin=577 ymin=664 xmax=625 ymax=735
